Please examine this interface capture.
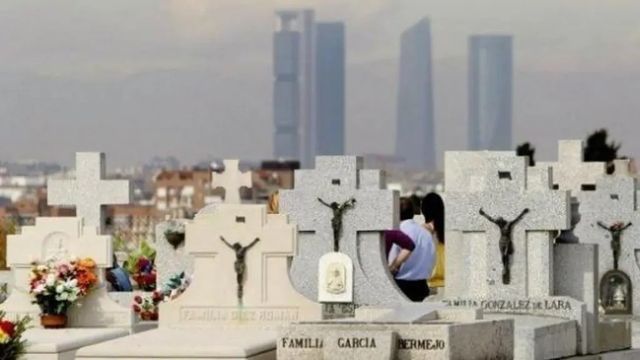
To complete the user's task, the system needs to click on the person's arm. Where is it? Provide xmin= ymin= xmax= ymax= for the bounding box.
xmin=389 ymin=249 xmax=412 ymax=274
xmin=386 ymin=230 xmax=415 ymax=251
xmin=622 ymin=222 xmax=633 ymax=231
xmin=597 ymin=221 xmax=609 ymax=231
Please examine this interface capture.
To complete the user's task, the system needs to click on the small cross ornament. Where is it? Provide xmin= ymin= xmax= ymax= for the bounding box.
xmin=212 ymin=160 xmax=252 ymax=204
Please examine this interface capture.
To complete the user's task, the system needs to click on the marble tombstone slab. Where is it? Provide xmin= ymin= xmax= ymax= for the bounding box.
xmin=280 ymin=156 xmax=408 ymax=318
xmin=443 ymin=151 xmax=632 ymax=359
xmin=78 ymin=160 xmax=321 ymax=360
xmin=537 ymin=140 xmax=640 ymax=319
xmin=278 ymin=305 xmax=514 ymax=360
xmin=0 ymin=153 xmax=135 ymax=359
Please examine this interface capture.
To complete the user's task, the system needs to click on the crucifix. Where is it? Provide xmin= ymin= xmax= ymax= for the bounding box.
xmin=446 ymin=156 xmax=569 ymax=298
xmin=47 ymin=152 xmax=131 ymax=232
xmin=318 ymin=197 xmax=356 ymax=252
xmin=212 ymin=160 xmax=252 ymax=204
xmin=479 ymin=208 xmax=530 ymax=284
xmin=597 ymin=221 xmax=633 ymax=270
xmin=220 ymin=236 xmax=260 ymax=304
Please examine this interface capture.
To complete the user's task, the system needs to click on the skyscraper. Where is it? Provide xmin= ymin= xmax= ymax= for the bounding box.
xmin=273 ymin=10 xmax=316 ymax=167
xmin=468 ymin=35 xmax=513 ymax=151
xmin=315 ymin=22 xmax=345 ymax=156
xmin=395 ymin=18 xmax=435 ymax=170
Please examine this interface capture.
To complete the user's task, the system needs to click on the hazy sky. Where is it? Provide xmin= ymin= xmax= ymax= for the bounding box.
xmin=1 ymin=0 xmax=639 ymax=169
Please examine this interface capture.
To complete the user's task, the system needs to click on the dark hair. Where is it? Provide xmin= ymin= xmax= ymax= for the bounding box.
xmin=399 ymin=197 xmax=416 ymax=221
xmin=422 ymin=192 xmax=445 ymax=243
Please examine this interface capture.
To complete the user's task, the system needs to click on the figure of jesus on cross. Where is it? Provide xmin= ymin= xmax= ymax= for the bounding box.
xmin=318 ymin=197 xmax=356 ymax=252
xmin=220 ymin=236 xmax=260 ymax=305
xmin=479 ymin=208 xmax=530 ymax=285
xmin=597 ymin=221 xmax=632 ymax=270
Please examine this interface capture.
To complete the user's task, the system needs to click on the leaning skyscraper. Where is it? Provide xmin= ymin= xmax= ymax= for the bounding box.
xmin=468 ymin=35 xmax=513 ymax=151
xmin=395 ymin=18 xmax=435 ymax=170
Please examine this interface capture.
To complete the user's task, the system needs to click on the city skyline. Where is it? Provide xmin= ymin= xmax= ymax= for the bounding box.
xmin=1 ymin=1 xmax=639 ymax=169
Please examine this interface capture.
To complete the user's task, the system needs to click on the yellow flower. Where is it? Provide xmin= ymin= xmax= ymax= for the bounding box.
xmin=0 ymin=329 xmax=9 ymax=344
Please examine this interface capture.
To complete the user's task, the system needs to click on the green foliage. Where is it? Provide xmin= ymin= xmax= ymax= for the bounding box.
xmin=584 ymin=129 xmax=621 ymax=174
xmin=124 ymin=240 xmax=156 ymax=275
xmin=112 ymin=234 xmax=127 ymax=253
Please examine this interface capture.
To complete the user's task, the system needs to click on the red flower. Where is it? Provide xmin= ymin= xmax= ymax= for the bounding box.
xmin=133 ymin=304 xmax=141 ymax=313
xmin=0 ymin=320 xmax=16 ymax=338
xmin=134 ymin=296 xmax=142 ymax=304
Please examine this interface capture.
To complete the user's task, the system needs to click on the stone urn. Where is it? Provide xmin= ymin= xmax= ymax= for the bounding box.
xmin=165 ymin=231 xmax=185 ymax=250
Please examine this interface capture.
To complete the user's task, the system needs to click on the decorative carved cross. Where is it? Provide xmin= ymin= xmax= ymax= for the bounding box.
xmin=212 ymin=160 xmax=252 ymax=204
xmin=47 ymin=152 xmax=131 ymax=232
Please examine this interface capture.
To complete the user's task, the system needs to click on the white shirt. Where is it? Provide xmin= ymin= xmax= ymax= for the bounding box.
xmin=388 ymin=219 xmax=436 ymax=281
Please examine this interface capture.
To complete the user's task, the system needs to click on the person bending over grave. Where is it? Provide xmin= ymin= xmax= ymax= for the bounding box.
xmin=422 ymin=192 xmax=445 ymax=291
xmin=388 ymin=198 xmax=435 ymax=301
xmin=597 ymin=221 xmax=632 ymax=270
xmin=478 ymin=208 xmax=529 ymax=285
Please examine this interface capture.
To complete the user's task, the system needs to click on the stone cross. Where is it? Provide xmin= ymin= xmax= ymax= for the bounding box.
xmin=279 ymin=156 xmax=405 ymax=306
xmin=212 ymin=159 xmax=252 ymax=204
xmin=536 ymin=140 xmax=606 ymax=193
xmin=160 ymin=204 xmax=321 ymax=327
xmin=48 ymin=152 xmax=131 ymax=232
xmin=573 ymin=174 xmax=640 ymax=315
xmin=3 ymin=217 xmax=133 ymax=327
xmin=446 ymin=154 xmax=570 ymax=298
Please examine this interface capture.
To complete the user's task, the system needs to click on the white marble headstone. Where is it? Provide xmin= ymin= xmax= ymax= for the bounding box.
xmin=160 ymin=204 xmax=321 ymax=328
xmin=2 ymin=217 xmax=134 ymax=327
xmin=48 ymin=152 xmax=131 ymax=232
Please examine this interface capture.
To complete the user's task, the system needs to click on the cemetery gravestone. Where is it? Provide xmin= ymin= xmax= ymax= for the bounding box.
xmin=573 ymin=174 xmax=640 ymax=317
xmin=280 ymin=156 xmax=406 ymax=318
xmin=77 ymin=160 xmax=321 ymax=360
xmin=278 ymin=306 xmax=514 ymax=360
xmin=536 ymin=140 xmax=606 ymax=192
xmin=0 ymin=152 xmax=134 ymax=359
xmin=445 ymin=150 xmax=634 ymax=358
xmin=48 ymin=152 xmax=131 ymax=232
xmin=160 ymin=203 xmax=322 ymax=327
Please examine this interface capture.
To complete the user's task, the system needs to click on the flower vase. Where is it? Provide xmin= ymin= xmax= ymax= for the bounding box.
xmin=40 ymin=314 xmax=67 ymax=329
xmin=165 ymin=231 xmax=185 ymax=249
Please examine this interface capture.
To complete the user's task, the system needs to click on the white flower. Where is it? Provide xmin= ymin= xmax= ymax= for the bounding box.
xmin=33 ymin=284 xmax=45 ymax=294
xmin=56 ymin=285 xmax=64 ymax=294
xmin=45 ymin=274 xmax=56 ymax=286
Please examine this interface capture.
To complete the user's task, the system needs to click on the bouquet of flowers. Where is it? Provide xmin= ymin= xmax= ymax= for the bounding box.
xmin=0 ymin=311 xmax=30 ymax=360
xmin=29 ymin=258 xmax=98 ymax=328
xmin=131 ymin=272 xmax=191 ymax=321
xmin=132 ymin=292 xmax=162 ymax=321
xmin=130 ymin=257 xmax=156 ymax=291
